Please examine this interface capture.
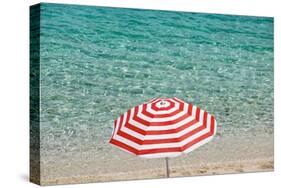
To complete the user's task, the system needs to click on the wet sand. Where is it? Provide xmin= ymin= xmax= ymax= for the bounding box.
xmin=39 ymin=132 xmax=274 ymax=185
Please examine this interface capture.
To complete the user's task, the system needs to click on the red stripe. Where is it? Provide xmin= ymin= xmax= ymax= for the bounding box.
xmin=159 ymin=99 xmax=176 ymax=111
xmin=115 ymin=111 xmax=147 ymax=145
xmin=137 ymin=115 xmax=215 ymax=155
xmin=133 ymin=105 xmax=194 ymax=126
xmin=126 ymin=122 xmax=146 ymax=135
xmin=124 ymin=106 xmax=198 ymax=135
xmin=115 ymin=110 xmax=146 ymax=145
xmin=138 ymin=146 xmax=182 ymax=154
xmin=144 ymin=119 xmax=198 ymax=135
xmin=125 ymin=116 xmax=197 ymax=135
xmin=173 ymin=98 xmax=194 ymax=115
xmin=116 ymin=113 xmax=125 ymax=133
xmin=156 ymin=100 xmax=175 ymax=111
xmin=195 ymin=106 xmax=201 ymax=120
xmin=110 ymin=114 xmax=215 ymax=155
xmin=150 ymin=100 xmax=162 ymax=111
xmin=182 ymin=115 xmax=215 ymax=150
xmin=150 ymin=99 xmax=176 ymax=111
xmin=117 ymin=131 xmax=144 ymax=145
xmin=151 ymin=99 xmax=182 ymax=111
xmin=188 ymin=103 xmax=193 ymax=115
xmin=118 ymin=111 xmax=207 ymax=145
xmin=141 ymin=102 xmax=184 ymax=118
xmin=109 ymin=138 xmax=138 ymax=155
xmin=142 ymin=112 xmax=208 ymax=144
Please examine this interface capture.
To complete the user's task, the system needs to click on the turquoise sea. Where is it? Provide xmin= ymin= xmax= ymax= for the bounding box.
xmin=38 ymin=3 xmax=273 ymax=160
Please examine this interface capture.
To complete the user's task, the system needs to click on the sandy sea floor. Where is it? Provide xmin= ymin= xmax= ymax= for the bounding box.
xmin=39 ymin=131 xmax=274 ymax=185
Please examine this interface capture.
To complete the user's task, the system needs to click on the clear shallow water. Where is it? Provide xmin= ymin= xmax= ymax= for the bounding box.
xmin=38 ymin=3 xmax=273 ymax=159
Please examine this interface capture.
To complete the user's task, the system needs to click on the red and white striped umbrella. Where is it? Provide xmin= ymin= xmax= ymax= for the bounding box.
xmin=109 ymin=97 xmax=217 ymax=159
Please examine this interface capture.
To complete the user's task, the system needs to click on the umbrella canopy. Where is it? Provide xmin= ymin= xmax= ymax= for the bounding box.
xmin=109 ymin=97 xmax=217 ymax=158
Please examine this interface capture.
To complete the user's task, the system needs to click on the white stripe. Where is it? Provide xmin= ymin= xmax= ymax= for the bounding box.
xmin=121 ymin=109 xmax=204 ymax=140
xmin=121 ymin=125 xmax=146 ymax=140
xmin=155 ymin=100 xmax=171 ymax=108
xmin=110 ymin=141 xmax=136 ymax=156
xmin=113 ymin=112 xmax=127 ymax=137
xmin=139 ymin=152 xmax=182 ymax=158
xmin=137 ymin=103 xmax=189 ymax=122
xmin=113 ymin=114 xmax=213 ymax=150
xmin=129 ymin=105 xmax=197 ymax=131
xmin=213 ymin=119 xmax=217 ymax=138
xmin=112 ymin=117 xmax=120 ymax=137
xmin=139 ymin=132 xmax=216 ymax=158
xmin=111 ymin=117 xmax=120 ymax=137
xmin=146 ymin=98 xmax=180 ymax=115
xmin=141 ymin=114 xmax=211 ymax=149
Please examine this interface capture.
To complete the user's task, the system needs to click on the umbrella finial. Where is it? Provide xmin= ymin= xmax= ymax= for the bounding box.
xmin=158 ymin=99 xmax=169 ymax=108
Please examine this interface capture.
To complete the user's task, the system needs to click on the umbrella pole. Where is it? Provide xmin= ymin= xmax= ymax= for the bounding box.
xmin=165 ymin=157 xmax=170 ymax=178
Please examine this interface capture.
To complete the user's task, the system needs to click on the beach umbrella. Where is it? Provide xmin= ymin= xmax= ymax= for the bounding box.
xmin=109 ymin=97 xmax=217 ymax=177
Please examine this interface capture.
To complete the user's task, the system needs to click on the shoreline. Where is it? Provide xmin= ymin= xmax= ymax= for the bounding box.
xmin=39 ymin=132 xmax=274 ymax=185
xmin=40 ymin=157 xmax=273 ymax=185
